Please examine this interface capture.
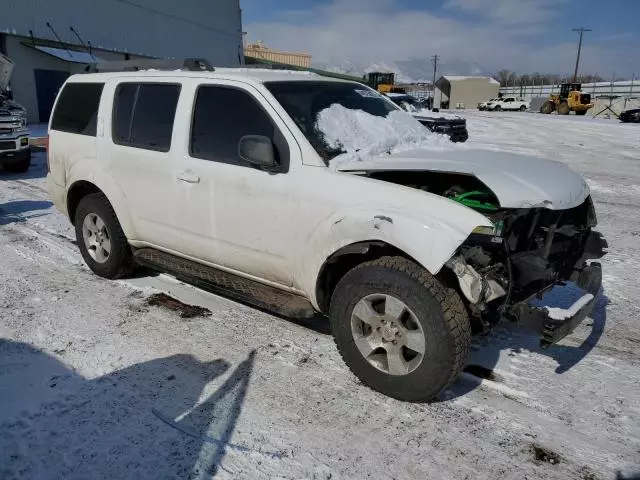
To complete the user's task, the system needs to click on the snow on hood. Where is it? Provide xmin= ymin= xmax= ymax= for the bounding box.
xmin=336 ymin=149 xmax=591 ymax=210
xmin=316 ymin=104 xmax=458 ymax=169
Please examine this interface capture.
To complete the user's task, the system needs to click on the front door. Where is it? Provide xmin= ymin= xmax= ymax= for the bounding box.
xmin=172 ymin=81 xmax=300 ymax=286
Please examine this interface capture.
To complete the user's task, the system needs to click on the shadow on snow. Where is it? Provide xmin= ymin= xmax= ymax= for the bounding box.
xmin=442 ymin=282 xmax=609 ymax=401
xmin=0 ymin=339 xmax=257 ymax=479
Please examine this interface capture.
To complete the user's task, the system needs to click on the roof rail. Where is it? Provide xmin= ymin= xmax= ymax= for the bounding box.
xmin=85 ymin=58 xmax=214 ymax=73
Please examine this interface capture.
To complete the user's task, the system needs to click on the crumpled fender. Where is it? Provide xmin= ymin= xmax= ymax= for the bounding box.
xmin=64 ymin=158 xmax=138 ymax=240
xmin=297 ymin=205 xmax=492 ymax=310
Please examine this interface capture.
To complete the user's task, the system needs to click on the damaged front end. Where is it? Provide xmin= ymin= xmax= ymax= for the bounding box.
xmin=446 ymin=196 xmax=607 ymax=348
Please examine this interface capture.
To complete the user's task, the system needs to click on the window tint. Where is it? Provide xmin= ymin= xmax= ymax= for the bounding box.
xmin=112 ymin=83 xmax=180 ymax=152
xmin=190 ymin=86 xmax=275 ymax=167
xmin=51 ymin=83 xmax=104 ymax=135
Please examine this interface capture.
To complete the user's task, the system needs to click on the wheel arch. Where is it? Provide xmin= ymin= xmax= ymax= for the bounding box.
xmin=315 ymin=240 xmax=418 ymax=314
xmin=65 ymin=178 xmax=137 ymax=239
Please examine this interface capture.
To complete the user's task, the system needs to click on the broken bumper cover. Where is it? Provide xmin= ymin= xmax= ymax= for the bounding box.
xmin=512 ymin=262 xmax=602 ymax=349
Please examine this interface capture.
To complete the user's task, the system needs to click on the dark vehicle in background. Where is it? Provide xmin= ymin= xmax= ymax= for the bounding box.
xmin=620 ymin=108 xmax=640 ymax=123
xmin=386 ymin=93 xmax=469 ymax=143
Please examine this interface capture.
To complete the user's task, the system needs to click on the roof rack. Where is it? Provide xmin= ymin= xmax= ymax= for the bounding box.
xmin=85 ymin=58 xmax=214 ymax=73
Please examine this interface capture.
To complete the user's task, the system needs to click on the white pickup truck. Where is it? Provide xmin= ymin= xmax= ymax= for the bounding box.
xmin=482 ymin=96 xmax=530 ymax=112
xmin=0 ymin=53 xmax=30 ymax=173
xmin=46 ymin=63 xmax=606 ymax=402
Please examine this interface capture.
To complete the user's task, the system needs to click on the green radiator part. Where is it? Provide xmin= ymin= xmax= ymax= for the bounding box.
xmin=451 ymin=191 xmax=499 ymax=211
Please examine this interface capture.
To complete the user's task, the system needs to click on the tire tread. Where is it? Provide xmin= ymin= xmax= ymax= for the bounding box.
xmin=330 ymin=255 xmax=471 ymax=401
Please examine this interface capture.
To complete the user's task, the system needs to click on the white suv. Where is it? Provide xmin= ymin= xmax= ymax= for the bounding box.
xmin=46 ymin=64 xmax=606 ymax=401
xmin=484 ymin=97 xmax=530 ymax=112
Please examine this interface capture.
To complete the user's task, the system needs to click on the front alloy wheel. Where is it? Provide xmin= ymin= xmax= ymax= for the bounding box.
xmin=351 ymin=294 xmax=425 ymax=376
xmin=329 ymin=256 xmax=471 ymax=402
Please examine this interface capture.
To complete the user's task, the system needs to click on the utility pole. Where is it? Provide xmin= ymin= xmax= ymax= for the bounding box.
xmin=431 ymin=54 xmax=439 ymax=110
xmin=572 ymin=27 xmax=591 ymax=83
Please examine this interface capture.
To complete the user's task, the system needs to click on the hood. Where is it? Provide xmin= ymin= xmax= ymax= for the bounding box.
xmin=0 ymin=53 xmax=13 ymax=93
xmin=413 ymin=111 xmax=464 ymax=122
xmin=336 ymin=148 xmax=590 ymax=210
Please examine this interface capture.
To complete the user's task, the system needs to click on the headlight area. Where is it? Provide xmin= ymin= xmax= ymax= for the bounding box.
xmin=446 ymin=224 xmax=509 ymax=311
xmin=445 ymin=199 xmax=607 ymax=336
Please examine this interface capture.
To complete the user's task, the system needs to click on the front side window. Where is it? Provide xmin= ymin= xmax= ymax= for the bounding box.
xmin=190 ymin=86 xmax=277 ymax=167
xmin=51 ymin=83 xmax=104 ymax=136
xmin=112 ymin=83 xmax=180 ymax=152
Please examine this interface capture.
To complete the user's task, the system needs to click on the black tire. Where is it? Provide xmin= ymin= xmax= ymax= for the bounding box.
xmin=329 ymin=256 xmax=471 ymax=402
xmin=557 ymin=102 xmax=570 ymax=115
xmin=540 ymin=101 xmax=555 ymax=114
xmin=575 ymin=110 xmax=587 ymax=116
xmin=74 ymin=193 xmax=133 ymax=279
xmin=519 ymin=105 xmax=527 ymax=112
xmin=3 ymin=152 xmax=31 ymax=173
xmin=494 ymin=105 xmax=501 ymax=111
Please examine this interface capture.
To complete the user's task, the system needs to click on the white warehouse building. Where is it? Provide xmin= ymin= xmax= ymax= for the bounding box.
xmin=0 ymin=0 xmax=243 ymax=123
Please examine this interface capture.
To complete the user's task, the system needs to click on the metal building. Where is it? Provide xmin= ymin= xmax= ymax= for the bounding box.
xmin=434 ymin=76 xmax=500 ymax=109
xmin=0 ymin=0 xmax=243 ymax=123
xmin=244 ymin=41 xmax=311 ymax=68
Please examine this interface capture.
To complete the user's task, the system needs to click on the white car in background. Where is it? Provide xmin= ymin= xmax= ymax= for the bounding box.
xmin=483 ymin=97 xmax=530 ymax=112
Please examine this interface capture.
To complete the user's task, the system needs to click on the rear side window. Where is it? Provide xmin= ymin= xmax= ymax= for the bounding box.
xmin=51 ymin=83 xmax=104 ymax=136
xmin=112 ymin=83 xmax=180 ymax=152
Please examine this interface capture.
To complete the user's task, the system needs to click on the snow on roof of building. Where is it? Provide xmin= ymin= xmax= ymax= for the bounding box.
xmin=442 ymin=75 xmax=500 ymax=85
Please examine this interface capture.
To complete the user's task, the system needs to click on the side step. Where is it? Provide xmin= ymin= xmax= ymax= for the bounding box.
xmin=133 ymin=248 xmax=316 ymax=319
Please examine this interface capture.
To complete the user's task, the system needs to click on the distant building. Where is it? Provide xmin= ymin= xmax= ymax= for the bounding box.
xmin=435 ymin=76 xmax=500 ymax=109
xmin=244 ymin=41 xmax=311 ymax=69
xmin=0 ymin=0 xmax=243 ymax=123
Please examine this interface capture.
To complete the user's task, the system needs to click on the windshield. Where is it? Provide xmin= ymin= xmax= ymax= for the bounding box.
xmin=388 ymin=95 xmax=421 ymax=113
xmin=266 ymin=81 xmax=441 ymax=165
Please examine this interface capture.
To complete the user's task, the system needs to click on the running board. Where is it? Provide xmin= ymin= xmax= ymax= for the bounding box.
xmin=133 ymin=248 xmax=316 ymax=319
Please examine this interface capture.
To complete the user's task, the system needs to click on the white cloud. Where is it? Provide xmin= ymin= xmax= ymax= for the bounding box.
xmin=443 ymin=0 xmax=568 ymax=26
xmin=245 ymin=0 xmax=638 ymax=80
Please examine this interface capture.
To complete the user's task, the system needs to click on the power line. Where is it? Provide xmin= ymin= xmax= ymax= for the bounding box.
xmin=110 ymin=0 xmax=241 ymax=38
xmin=572 ymin=27 xmax=591 ymax=83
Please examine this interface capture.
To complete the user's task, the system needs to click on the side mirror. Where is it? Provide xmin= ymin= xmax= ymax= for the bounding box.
xmin=238 ymin=135 xmax=276 ymax=168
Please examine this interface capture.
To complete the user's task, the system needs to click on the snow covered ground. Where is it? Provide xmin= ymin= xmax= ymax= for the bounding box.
xmin=1 ymin=112 xmax=639 ymax=479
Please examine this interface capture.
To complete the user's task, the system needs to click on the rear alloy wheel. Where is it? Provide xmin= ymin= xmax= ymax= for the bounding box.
xmin=557 ymin=102 xmax=570 ymax=115
xmin=329 ymin=256 xmax=471 ymax=402
xmin=75 ymin=193 xmax=133 ymax=279
xmin=494 ymin=105 xmax=502 ymax=111
xmin=519 ymin=105 xmax=527 ymax=112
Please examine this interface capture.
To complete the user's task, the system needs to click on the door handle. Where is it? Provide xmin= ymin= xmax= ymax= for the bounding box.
xmin=177 ymin=172 xmax=200 ymax=184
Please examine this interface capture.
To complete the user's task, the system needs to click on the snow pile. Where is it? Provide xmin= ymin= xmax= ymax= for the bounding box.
xmin=316 ymin=104 xmax=456 ymax=169
xmin=544 ymin=293 xmax=594 ymax=321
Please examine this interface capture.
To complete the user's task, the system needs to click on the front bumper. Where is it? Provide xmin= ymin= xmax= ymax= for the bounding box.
xmin=0 ymin=134 xmax=30 ymax=163
xmin=512 ymin=262 xmax=602 ymax=349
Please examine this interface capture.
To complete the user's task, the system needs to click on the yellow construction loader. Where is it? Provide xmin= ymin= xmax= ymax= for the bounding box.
xmin=364 ymin=72 xmax=406 ymax=94
xmin=540 ymin=83 xmax=594 ymax=115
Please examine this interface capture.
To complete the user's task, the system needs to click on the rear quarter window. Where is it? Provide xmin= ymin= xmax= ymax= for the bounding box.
xmin=112 ymin=82 xmax=181 ymax=152
xmin=51 ymin=83 xmax=104 ymax=136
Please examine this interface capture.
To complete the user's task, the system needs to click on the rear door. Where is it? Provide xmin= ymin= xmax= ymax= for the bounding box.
xmin=100 ymin=79 xmax=182 ymax=245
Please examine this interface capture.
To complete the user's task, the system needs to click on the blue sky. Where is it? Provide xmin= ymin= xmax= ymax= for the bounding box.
xmin=241 ymin=0 xmax=639 ymax=80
